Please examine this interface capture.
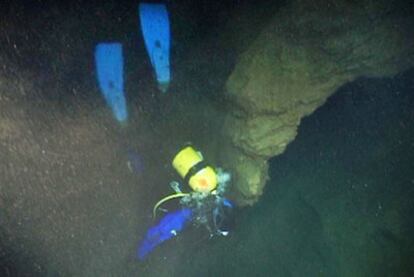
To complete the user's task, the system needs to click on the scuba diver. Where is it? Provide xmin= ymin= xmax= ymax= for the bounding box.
xmin=137 ymin=145 xmax=233 ymax=260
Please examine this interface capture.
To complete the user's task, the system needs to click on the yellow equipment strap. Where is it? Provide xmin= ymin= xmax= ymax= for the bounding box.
xmin=152 ymin=192 xmax=190 ymax=218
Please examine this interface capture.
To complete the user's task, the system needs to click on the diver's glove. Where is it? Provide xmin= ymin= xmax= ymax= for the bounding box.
xmin=170 ymin=181 xmax=182 ymax=193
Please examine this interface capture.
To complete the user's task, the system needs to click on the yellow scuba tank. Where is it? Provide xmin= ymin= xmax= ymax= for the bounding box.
xmin=152 ymin=145 xmax=218 ymax=218
xmin=172 ymin=145 xmax=217 ymax=193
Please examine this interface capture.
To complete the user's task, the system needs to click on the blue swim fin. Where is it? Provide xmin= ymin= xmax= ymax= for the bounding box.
xmin=139 ymin=3 xmax=171 ymax=93
xmin=94 ymin=42 xmax=128 ymax=123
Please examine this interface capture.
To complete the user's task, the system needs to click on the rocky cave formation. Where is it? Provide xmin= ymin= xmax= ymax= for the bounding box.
xmin=220 ymin=0 xmax=414 ymax=205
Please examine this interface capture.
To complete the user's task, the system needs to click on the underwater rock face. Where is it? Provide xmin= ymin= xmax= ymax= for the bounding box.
xmin=223 ymin=0 xmax=414 ymax=205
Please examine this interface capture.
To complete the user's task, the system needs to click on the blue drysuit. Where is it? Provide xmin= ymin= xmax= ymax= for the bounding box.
xmin=137 ymin=208 xmax=192 ymax=260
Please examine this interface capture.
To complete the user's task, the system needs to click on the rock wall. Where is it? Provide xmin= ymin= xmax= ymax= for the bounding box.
xmin=222 ymin=0 xmax=414 ymax=205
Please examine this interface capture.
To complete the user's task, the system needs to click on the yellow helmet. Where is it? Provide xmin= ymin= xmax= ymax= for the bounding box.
xmin=172 ymin=145 xmax=217 ymax=193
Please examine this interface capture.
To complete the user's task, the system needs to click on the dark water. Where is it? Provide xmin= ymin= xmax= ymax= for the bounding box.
xmin=167 ymin=70 xmax=414 ymax=277
xmin=1 ymin=1 xmax=413 ymax=276
xmin=130 ymin=72 xmax=414 ymax=276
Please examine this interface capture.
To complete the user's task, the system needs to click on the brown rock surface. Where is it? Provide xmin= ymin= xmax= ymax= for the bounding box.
xmin=222 ymin=0 xmax=414 ymax=205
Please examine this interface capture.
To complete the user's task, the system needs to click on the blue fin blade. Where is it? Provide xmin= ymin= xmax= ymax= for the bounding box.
xmin=94 ymin=42 xmax=128 ymax=122
xmin=139 ymin=3 xmax=171 ymax=92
